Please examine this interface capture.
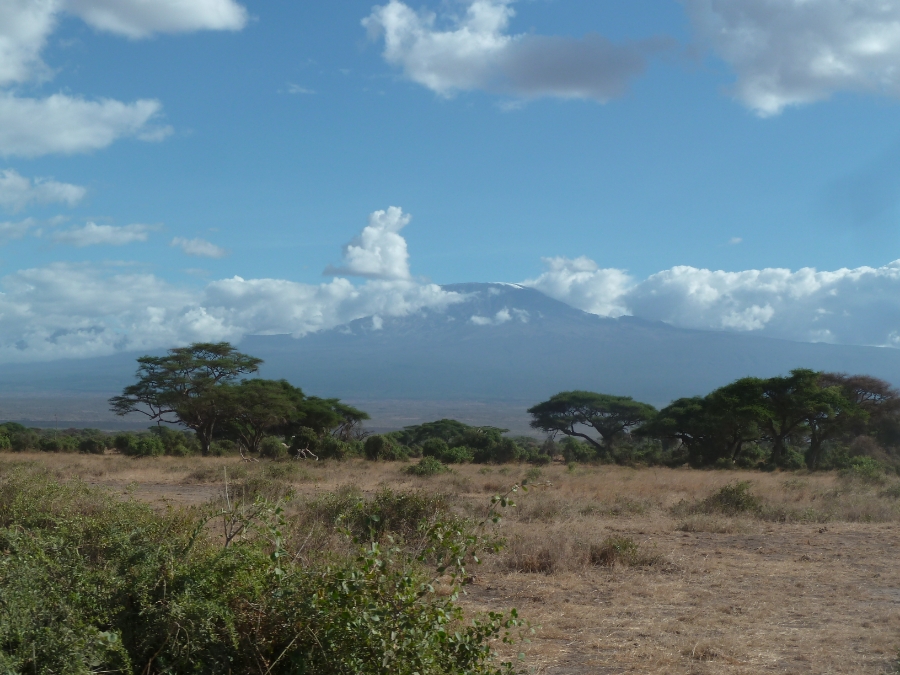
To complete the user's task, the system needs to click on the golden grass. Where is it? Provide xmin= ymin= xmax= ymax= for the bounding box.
xmin=2 ymin=454 xmax=899 ymax=674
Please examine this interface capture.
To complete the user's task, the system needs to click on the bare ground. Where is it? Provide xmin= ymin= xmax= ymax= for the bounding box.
xmin=3 ymin=454 xmax=899 ymax=674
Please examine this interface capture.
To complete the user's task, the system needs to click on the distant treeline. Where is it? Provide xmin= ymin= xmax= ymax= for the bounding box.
xmin=2 ymin=341 xmax=898 ymax=477
xmin=527 ymin=369 xmax=900 ymax=473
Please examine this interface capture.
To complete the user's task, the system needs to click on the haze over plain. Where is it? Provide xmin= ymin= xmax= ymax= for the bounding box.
xmin=3 ymin=0 xmax=900 ymax=390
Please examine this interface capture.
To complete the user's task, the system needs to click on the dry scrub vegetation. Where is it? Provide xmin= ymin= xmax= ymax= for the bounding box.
xmin=4 ymin=453 xmax=900 ymax=674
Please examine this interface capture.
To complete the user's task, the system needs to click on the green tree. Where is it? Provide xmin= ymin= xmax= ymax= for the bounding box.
xmin=220 ymin=379 xmax=307 ymax=455
xmin=109 ymin=342 xmax=262 ymax=456
xmin=528 ymin=391 xmax=656 ymax=451
xmin=758 ymin=369 xmax=828 ymax=465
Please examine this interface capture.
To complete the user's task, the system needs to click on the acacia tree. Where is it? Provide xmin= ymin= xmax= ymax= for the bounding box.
xmin=528 ymin=391 xmax=656 ymax=451
xmin=219 ymin=379 xmax=306 ymax=455
xmin=758 ymin=369 xmax=832 ymax=465
xmin=109 ymin=342 xmax=262 ymax=456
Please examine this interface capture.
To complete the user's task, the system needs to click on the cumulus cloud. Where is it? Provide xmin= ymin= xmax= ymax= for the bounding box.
xmin=0 ymin=169 xmax=85 ymax=212
xmin=685 ymin=0 xmax=900 ymax=115
xmin=0 ymin=0 xmax=246 ymax=157
xmin=523 ymin=256 xmax=634 ymax=317
xmin=54 ymin=222 xmax=154 ymax=246
xmin=324 ymin=206 xmax=412 ymax=280
xmin=0 ymin=93 xmax=169 ymax=157
xmin=364 ymin=0 xmax=668 ymax=102
xmin=171 ymin=236 xmax=227 ymax=258
xmin=0 ymin=0 xmax=56 ymax=86
xmin=64 ymin=0 xmax=247 ymax=39
xmin=523 ymin=256 xmax=900 ymax=347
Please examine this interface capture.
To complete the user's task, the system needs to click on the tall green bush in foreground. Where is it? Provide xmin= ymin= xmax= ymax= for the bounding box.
xmin=0 ymin=469 xmax=522 ymax=675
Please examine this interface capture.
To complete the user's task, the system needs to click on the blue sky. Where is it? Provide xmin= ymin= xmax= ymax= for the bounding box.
xmin=4 ymin=0 xmax=900 ymax=361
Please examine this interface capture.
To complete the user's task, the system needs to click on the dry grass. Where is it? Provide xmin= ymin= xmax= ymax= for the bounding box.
xmin=3 ymin=454 xmax=899 ymax=674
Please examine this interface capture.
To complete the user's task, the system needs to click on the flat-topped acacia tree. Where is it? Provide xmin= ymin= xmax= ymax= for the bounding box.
xmin=528 ymin=390 xmax=656 ymax=451
xmin=109 ymin=342 xmax=262 ymax=456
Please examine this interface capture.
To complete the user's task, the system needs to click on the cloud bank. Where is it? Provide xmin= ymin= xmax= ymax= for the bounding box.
xmin=0 ymin=208 xmax=463 ymax=362
xmin=685 ymin=0 xmax=900 ymax=115
xmin=5 ymin=206 xmax=900 ymax=363
xmin=524 ymin=256 xmax=900 ymax=348
xmin=364 ymin=0 xmax=668 ymax=102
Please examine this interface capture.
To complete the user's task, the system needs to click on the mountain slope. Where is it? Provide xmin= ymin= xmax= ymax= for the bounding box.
xmin=4 ymin=282 xmax=900 ymax=429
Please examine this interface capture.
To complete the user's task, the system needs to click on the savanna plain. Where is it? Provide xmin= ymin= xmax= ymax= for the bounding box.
xmin=6 ymin=452 xmax=899 ymax=675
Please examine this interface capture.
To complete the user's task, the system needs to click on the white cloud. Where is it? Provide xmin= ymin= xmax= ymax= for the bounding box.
xmin=324 ymin=206 xmax=412 ymax=280
xmin=364 ymin=0 xmax=667 ymax=102
xmin=0 ymin=0 xmax=246 ymax=156
xmin=523 ymin=256 xmax=900 ymax=347
xmin=0 ymin=93 xmax=169 ymax=157
xmin=523 ymin=256 xmax=633 ymax=317
xmin=470 ymin=306 xmax=528 ymax=326
xmin=64 ymin=0 xmax=247 ymax=39
xmin=0 ymin=217 xmax=39 ymax=243
xmin=0 ymin=0 xmax=56 ymax=86
xmin=171 ymin=236 xmax=227 ymax=258
xmin=685 ymin=0 xmax=900 ymax=115
xmin=0 ymin=169 xmax=86 ymax=212
xmin=0 ymin=206 xmax=468 ymax=362
xmin=0 ymin=265 xmax=463 ymax=363
xmin=286 ymin=84 xmax=316 ymax=95
xmin=54 ymin=222 xmax=154 ymax=246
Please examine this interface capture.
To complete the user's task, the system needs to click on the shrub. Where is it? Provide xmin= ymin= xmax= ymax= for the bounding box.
xmin=0 ymin=435 xmax=10 ymax=451
xmin=318 ymin=435 xmax=352 ymax=460
xmin=422 ymin=437 xmax=449 ymax=458
xmin=559 ymin=437 xmax=597 ymax=464
xmin=10 ymin=431 xmax=39 ymax=452
xmin=693 ymin=481 xmax=763 ymax=516
xmin=840 ymin=456 xmax=887 ymax=484
xmin=39 ymin=434 xmax=77 ymax=453
xmin=259 ymin=435 xmax=289 ymax=459
xmin=364 ymin=435 xmax=408 ymax=461
xmin=589 ymin=536 xmax=661 ymax=567
xmin=78 ymin=436 xmax=106 ymax=454
xmin=440 ymin=445 xmax=474 ymax=464
xmin=405 ymin=456 xmax=449 ymax=477
xmin=0 ymin=471 xmax=520 ymax=675
xmin=472 ymin=438 xmax=522 ymax=464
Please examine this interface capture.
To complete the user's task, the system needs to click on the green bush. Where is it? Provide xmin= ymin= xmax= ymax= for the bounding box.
xmin=10 ymin=431 xmax=39 ymax=453
xmin=318 ymin=436 xmax=355 ymax=460
xmin=0 ymin=435 xmax=10 ymax=451
xmin=39 ymin=434 xmax=77 ymax=453
xmin=422 ymin=437 xmax=449 ymax=458
xmin=472 ymin=438 xmax=522 ymax=464
xmin=259 ymin=435 xmax=289 ymax=459
xmin=406 ymin=456 xmax=450 ymax=477
xmin=559 ymin=437 xmax=597 ymax=464
xmin=77 ymin=436 xmax=106 ymax=454
xmin=840 ymin=456 xmax=887 ymax=484
xmin=691 ymin=481 xmax=764 ymax=516
xmin=440 ymin=445 xmax=475 ymax=464
xmin=0 ymin=471 xmax=520 ymax=675
xmin=364 ymin=435 xmax=408 ymax=461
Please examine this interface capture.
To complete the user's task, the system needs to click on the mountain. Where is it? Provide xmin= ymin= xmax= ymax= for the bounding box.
xmin=4 ymin=282 xmax=900 ymax=432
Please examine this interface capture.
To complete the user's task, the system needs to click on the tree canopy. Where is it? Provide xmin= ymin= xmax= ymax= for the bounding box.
xmin=109 ymin=342 xmax=263 ymax=456
xmin=527 ymin=391 xmax=657 ymax=450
